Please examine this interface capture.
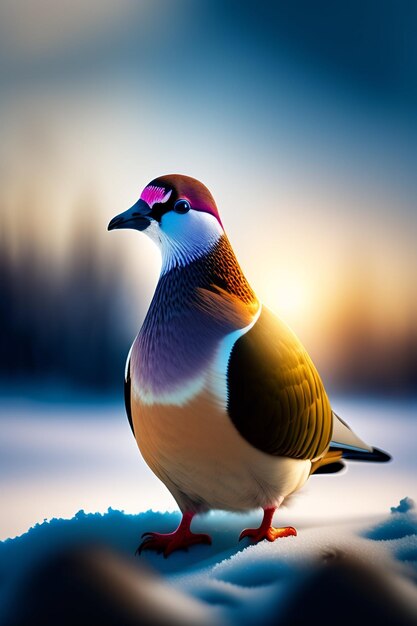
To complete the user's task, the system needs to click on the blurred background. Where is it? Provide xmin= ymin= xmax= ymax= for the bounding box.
xmin=1 ymin=0 xmax=416 ymax=538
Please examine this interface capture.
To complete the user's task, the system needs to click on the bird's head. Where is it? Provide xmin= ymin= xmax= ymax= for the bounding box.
xmin=108 ymin=174 xmax=224 ymax=270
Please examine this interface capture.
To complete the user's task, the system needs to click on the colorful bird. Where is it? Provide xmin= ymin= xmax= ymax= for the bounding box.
xmin=108 ymin=174 xmax=390 ymax=557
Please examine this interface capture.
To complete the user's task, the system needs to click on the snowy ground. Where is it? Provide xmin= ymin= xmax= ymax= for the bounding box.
xmin=0 ymin=396 xmax=416 ymax=623
xmin=1 ymin=500 xmax=417 ymax=624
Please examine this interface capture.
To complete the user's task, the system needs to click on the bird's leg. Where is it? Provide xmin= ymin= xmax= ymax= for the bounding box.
xmin=239 ymin=507 xmax=297 ymax=543
xmin=136 ymin=511 xmax=212 ymax=558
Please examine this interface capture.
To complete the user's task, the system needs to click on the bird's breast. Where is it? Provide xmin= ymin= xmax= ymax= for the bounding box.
xmin=130 ymin=304 xmax=261 ymax=408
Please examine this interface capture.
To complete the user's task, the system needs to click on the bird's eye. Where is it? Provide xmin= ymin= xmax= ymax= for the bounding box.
xmin=174 ymin=199 xmax=191 ymax=214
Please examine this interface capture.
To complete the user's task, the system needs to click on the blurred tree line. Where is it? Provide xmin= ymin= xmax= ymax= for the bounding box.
xmin=0 ymin=209 xmax=136 ymax=394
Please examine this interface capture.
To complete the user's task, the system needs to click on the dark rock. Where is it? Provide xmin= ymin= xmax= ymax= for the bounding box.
xmin=2 ymin=545 xmax=212 ymax=626
xmin=275 ymin=554 xmax=417 ymax=626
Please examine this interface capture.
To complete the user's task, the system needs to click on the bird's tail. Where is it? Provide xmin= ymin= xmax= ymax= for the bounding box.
xmin=329 ymin=411 xmax=391 ymax=462
xmin=311 ymin=412 xmax=391 ymax=476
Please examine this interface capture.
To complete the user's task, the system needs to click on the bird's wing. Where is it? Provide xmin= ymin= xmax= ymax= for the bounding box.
xmin=329 ymin=412 xmax=391 ymax=462
xmin=124 ymin=346 xmax=134 ymax=436
xmin=226 ymin=306 xmax=332 ymax=460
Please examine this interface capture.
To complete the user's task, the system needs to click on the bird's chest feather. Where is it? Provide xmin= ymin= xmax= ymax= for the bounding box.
xmin=131 ymin=280 xmax=258 ymax=407
xmin=131 ymin=308 xmax=227 ymax=406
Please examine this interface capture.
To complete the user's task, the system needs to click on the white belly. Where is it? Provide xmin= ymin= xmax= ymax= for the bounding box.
xmin=132 ymin=384 xmax=311 ymax=513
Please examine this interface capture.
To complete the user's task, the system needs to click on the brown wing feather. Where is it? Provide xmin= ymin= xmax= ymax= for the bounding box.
xmin=227 ymin=306 xmax=332 ymax=460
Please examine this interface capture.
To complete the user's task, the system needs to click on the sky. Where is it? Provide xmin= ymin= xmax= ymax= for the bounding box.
xmin=1 ymin=0 xmax=416 ymax=393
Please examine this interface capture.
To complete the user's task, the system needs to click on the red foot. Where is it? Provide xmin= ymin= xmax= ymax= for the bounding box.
xmin=239 ymin=507 xmax=297 ymax=544
xmin=136 ymin=512 xmax=212 ymax=558
xmin=239 ymin=525 xmax=297 ymax=543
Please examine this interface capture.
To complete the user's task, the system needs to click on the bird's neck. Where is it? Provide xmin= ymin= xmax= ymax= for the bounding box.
xmin=153 ymin=234 xmax=256 ymax=311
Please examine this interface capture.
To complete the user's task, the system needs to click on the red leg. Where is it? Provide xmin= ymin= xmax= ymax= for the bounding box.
xmin=136 ymin=511 xmax=212 ymax=558
xmin=239 ymin=507 xmax=297 ymax=543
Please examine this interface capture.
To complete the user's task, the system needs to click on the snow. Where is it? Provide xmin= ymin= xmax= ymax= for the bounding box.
xmin=1 ymin=501 xmax=417 ymax=624
xmin=173 ymin=502 xmax=417 ymax=625
xmin=392 ymin=497 xmax=415 ymax=515
xmin=364 ymin=498 xmax=417 ymax=542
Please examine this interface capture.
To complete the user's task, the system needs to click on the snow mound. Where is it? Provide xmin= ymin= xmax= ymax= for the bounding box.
xmin=391 ymin=497 xmax=415 ymax=514
xmin=364 ymin=498 xmax=417 ymax=541
xmin=1 ymin=500 xmax=417 ymax=625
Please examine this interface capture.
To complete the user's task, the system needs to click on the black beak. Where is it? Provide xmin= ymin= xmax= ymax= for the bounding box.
xmin=108 ymin=199 xmax=152 ymax=231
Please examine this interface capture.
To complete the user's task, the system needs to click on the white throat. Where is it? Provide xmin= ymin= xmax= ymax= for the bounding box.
xmin=146 ymin=211 xmax=223 ymax=274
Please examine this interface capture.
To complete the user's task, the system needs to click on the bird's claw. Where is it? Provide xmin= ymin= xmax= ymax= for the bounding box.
xmin=239 ymin=525 xmax=297 ymax=544
xmin=136 ymin=530 xmax=212 ymax=558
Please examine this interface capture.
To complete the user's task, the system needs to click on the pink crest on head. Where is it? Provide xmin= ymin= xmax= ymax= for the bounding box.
xmin=140 ymin=185 xmax=172 ymax=208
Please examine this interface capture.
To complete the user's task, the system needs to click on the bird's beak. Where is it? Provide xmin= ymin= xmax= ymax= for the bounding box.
xmin=108 ymin=199 xmax=152 ymax=232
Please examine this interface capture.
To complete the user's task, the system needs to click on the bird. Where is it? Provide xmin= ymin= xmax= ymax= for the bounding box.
xmin=108 ymin=174 xmax=390 ymax=557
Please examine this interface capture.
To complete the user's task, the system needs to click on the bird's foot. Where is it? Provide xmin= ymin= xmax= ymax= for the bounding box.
xmin=239 ymin=525 xmax=297 ymax=544
xmin=239 ymin=506 xmax=297 ymax=544
xmin=136 ymin=528 xmax=212 ymax=558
